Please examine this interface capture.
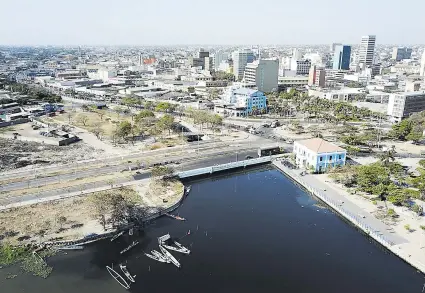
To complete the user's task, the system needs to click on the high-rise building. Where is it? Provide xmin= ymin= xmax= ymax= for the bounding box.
xmin=292 ymin=49 xmax=302 ymax=61
xmin=212 ymin=51 xmax=228 ymax=71
xmin=358 ymin=35 xmax=376 ymax=67
xmin=308 ymin=66 xmax=326 ymax=87
xmin=420 ymin=51 xmax=425 ymax=77
xmin=388 ymin=91 xmax=425 ymax=122
xmin=392 ymin=47 xmax=412 ymax=61
xmin=290 ymin=59 xmax=311 ymax=75
xmin=243 ymin=59 xmax=279 ymax=92
xmin=333 ymin=45 xmax=351 ymax=70
xmin=330 ymin=43 xmax=342 ymax=53
xmin=232 ymin=49 xmax=255 ymax=81
xmin=198 ymin=48 xmax=210 ymax=59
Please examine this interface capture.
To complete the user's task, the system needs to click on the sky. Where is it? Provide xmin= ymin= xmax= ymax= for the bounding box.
xmin=0 ymin=0 xmax=423 ymax=45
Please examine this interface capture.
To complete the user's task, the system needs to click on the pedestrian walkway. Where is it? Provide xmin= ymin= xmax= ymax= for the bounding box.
xmin=273 ymin=160 xmax=406 ymax=245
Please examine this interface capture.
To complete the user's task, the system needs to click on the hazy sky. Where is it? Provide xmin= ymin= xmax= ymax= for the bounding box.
xmin=1 ymin=0 xmax=423 ymax=45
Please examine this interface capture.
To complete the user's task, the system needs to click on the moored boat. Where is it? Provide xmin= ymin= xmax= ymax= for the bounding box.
xmin=106 ymin=265 xmax=130 ymax=289
xmin=159 ymin=245 xmax=181 ymax=268
xmin=162 ymin=244 xmax=190 ymax=255
xmin=144 ymin=252 xmax=167 ymax=263
xmin=119 ymin=264 xmax=136 ymax=283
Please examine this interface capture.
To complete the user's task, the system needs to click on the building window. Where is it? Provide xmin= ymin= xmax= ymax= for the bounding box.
xmin=320 ymin=157 xmax=323 ymax=162
xmin=330 ymin=156 xmax=333 ymax=161
xmin=339 ymin=155 xmax=341 ymax=160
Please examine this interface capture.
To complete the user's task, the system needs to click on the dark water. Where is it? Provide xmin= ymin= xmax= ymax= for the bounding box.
xmin=2 ymin=166 xmax=424 ymax=293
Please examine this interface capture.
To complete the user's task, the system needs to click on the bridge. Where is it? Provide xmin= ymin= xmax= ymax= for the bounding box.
xmin=177 ymin=156 xmax=272 ymax=179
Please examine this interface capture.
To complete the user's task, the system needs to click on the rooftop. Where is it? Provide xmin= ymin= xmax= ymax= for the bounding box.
xmin=296 ymin=138 xmax=345 ymax=154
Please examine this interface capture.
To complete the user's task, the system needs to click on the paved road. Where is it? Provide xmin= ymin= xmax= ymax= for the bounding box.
xmin=1 ymin=136 xmax=276 ymax=181
xmin=0 ymin=142 xmax=263 ymax=192
xmin=0 ymin=151 xmax=258 ymax=207
xmin=273 ymin=160 xmax=407 ymax=245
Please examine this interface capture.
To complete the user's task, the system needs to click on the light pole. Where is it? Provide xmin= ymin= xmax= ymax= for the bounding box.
xmin=236 ymin=152 xmax=238 ymax=162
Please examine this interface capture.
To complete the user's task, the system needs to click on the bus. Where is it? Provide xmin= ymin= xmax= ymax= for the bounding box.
xmin=257 ymin=146 xmax=282 ymax=157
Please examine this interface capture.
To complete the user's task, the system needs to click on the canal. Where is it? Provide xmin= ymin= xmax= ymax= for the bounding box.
xmin=1 ymin=166 xmax=424 ymax=293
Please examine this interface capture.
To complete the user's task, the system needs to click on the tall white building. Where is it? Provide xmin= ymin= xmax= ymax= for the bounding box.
xmin=232 ymin=49 xmax=255 ymax=81
xmin=292 ymin=49 xmax=302 ymax=61
xmin=243 ymin=59 xmax=279 ymax=92
xmin=358 ymin=35 xmax=376 ymax=67
xmin=213 ymin=51 xmax=229 ymax=71
xmin=420 ymin=51 xmax=425 ymax=77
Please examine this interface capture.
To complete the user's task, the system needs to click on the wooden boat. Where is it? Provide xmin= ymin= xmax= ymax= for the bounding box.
xmin=106 ymin=265 xmax=130 ymax=289
xmin=110 ymin=231 xmax=124 ymax=242
xmin=174 ymin=241 xmax=191 ymax=254
xmin=162 ymin=244 xmax=190 ymax=255
xmin=120 ymin=241 xmax=139 ymax=254
xmin=151 ymin=250 xmax=169 ymax=263
xmin=159 ymin=245 xmax=181 ymax=268
xmin=119 ymin=264 xmax=136 ymax=283
xmin=144 ymin=252 xmax=168 ymax=263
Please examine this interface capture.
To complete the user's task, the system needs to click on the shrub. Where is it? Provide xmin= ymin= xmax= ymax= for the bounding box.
xmin=404 ymin=224 xmax=411 ymax=232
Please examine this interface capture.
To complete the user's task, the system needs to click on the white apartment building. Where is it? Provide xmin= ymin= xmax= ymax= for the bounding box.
xmin=387 ymin=91 xmax=425 ymax=122
xmin=232 ymin=49 xmax=254 ymax=81
xmin=243 ymin=59 xmax=279 ymax=92
xmin=213 ymin=51 xmax=229 ymax=71
xmin=358 ymin=35 xmax=376 ymax=66
xmin=278 ymin=76 xmax=309 ymax=88
xmin=290 ymin=60 xmax=311 ymax=75
xmin=420 ymin=51 xmax=425 ymax=77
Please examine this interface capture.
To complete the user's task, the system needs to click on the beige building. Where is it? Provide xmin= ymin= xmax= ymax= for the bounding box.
xmin=387 ymin=91 xmax=425 ymax=122
xmin=243 ymin=59 xmax=279 ymax=92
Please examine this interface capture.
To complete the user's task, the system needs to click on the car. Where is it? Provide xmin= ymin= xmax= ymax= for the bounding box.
xmin=245 ymin=155 xmax=253 ymax=159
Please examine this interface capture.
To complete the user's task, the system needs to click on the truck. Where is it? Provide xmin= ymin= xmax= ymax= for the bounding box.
xmin=257 ymin=146 xmax=282 ymax=157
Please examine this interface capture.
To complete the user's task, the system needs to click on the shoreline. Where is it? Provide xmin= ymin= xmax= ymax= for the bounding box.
xmin=272 ymin=160 xmax=425 ymax=275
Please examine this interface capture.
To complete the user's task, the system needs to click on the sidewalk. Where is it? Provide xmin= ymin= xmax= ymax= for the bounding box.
xmin=273 ymin=160 xmax=425 ymax=274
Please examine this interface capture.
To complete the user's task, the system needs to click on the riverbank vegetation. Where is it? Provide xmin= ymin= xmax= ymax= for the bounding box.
xmin=328 ymin=160 xmax=425 ymax=213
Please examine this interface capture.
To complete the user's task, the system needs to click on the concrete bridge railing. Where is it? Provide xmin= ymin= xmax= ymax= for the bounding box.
xmin=177 ymin=156 xmax=272 ymax=179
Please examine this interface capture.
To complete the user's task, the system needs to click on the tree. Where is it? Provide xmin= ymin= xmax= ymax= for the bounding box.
xmin=122 ymin=97 xmax=138 ymax=109
xmin=151 ymin=166 xmax=174 ymax=178
xmin=116 ymin=121 xmax=132 ymax=141
xmin=356 ymin=163 xmax=390 ymax=196
xmin=187 ymin=87 xmax=195 ymax=94
xmin=155 ymin=102 xmax=175 ymax=113
xmin=77 ymin=114 xmax=89 ymax=126
xmin=91 ymin=123 xmax=103 ymax=139
xmin=57 ymin=216 xmax=67 ymax=229
xmin=406 ymin=131 xmax=423 ymax=144
xmin=134 ymin=110 xmax=155 ymax=123
xmin=157 ymin=114 xmax=174 ymax=135
xmin=389 ymin=120 xmax=413 ymax=140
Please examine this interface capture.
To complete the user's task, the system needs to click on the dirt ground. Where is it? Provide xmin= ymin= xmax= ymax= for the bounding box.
xmin=0 ymin=179 xmax=184 ymax=246
xmin=0 ymin=137 xmax=102 ymax=172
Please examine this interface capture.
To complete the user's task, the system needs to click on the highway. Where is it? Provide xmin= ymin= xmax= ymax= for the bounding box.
xmin=0 ymin=150 xmax=259 ymax=207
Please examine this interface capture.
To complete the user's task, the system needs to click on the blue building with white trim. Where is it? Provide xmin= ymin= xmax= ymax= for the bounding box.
xmin=218 ymin=86 xmax=267 ymax=117
xmin=293 ymin=138 xmax=346 ymax=172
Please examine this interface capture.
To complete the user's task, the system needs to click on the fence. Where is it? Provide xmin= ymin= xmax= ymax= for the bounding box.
xmin=275 ymin=161 xmax=425 ymax=273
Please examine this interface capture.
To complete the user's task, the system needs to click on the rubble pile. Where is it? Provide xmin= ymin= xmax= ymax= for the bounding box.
xmin=0 ymin=138 xmax=103 ymax=171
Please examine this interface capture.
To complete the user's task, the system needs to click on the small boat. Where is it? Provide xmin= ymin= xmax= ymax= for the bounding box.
xmin=120 ymin=241 xmax=139 ymax=254
xmin=158 ymin=234 xmax=171 ymax=244
xmin=57 ymin=245 xmax=84 ymax=250
xmin=144 ymin=252 xmax=168 ymax=263
xmin=162 ymin=244 xmax=190 ymax=255
xmin=151 ymin=250 xmax=169 ymax=263
xmin=185 ymin=186 xmax=191 ymax=195
xmin=174 ymin=241 xmax=191 ymax=254
xmin=159 ymin=245 xmax=181 ymax=268
xmin=119 ymin=264 xmax=136 ymax=283
xmin=164 ymin=213 xmax=186 ymax=221
xmin=110 ymin=231 xmax=124 ymax=242
xmin=106 ymin=265 xmax=130 ymax=290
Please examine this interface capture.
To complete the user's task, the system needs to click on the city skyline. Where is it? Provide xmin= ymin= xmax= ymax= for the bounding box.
xmin=0 ymin=0 xmax=424 ymax=46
